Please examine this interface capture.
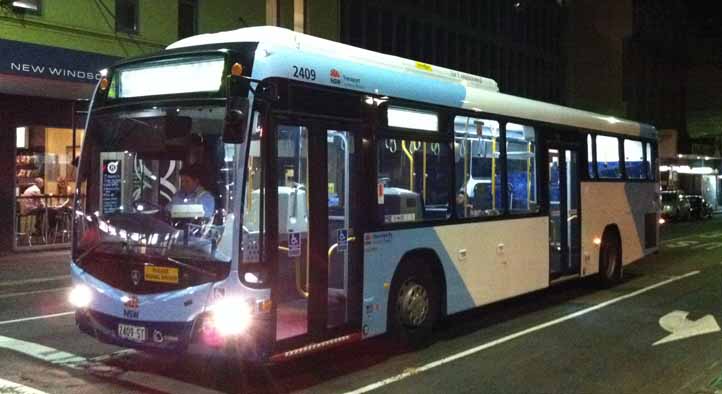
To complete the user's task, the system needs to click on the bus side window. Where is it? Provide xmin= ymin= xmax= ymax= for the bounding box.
xmin=595 ymin=135 xmax=621 ymax=179
xmin=453 ymin=116 xmax=502 ymax=218
xmin=376 ymin=138 xmax=450 ymax=224
xmin=506 ymin=123 xmax=538 ymax=214
xmin=624 ymin=139 xmax=645 ymax=179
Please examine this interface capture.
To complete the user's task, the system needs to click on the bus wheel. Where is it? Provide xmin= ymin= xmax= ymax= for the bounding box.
xmin=598 ymin=232 xmax=622 ymax=287
xmin=388 ymin=264 xmax=439 ymax=349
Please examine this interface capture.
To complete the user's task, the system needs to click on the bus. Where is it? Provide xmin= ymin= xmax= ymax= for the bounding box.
xmin=69 ymin=26 xmax=659 ymax=362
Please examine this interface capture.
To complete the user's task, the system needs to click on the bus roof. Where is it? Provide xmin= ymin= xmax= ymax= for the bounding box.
xmin=168 ymin=26 xmax=656 ymax=139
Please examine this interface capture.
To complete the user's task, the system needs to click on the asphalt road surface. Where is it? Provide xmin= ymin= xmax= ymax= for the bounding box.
xmin=2 ymin=218 xmax=722 ymax=394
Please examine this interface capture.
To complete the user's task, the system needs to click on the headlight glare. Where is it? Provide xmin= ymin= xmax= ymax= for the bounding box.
xmin=207 ymin=297 xmax=252 ymax=337
xmin=68 ymin=285 xmax=92 ymax=308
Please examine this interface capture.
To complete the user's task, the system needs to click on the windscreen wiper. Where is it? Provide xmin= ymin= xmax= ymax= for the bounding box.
xmin=164 ymin=256 xmax=218 ymax=278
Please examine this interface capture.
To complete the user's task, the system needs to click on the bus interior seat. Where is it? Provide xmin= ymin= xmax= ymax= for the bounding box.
xmin=473 ymin=183 xmax=493 ymax=210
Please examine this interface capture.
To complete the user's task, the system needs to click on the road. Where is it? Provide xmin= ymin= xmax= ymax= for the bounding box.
xmin=2 ymin=219 xmax=722 ymax=394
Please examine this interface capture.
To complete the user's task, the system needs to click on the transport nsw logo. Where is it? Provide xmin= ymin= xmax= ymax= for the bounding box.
xmin=329 ymin=68 xmax=363 ymax=88
xmin=330 ymin=68 xmax=341 ymax=85
xmin=124 ymin=295 xmax=139 ymax=310
xmin=123 ymin=295 xmax=140 ymax=319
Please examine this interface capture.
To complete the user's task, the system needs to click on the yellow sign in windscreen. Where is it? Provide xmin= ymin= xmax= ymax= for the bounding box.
xmin=144 ymin=266 xmax=179 ymax=284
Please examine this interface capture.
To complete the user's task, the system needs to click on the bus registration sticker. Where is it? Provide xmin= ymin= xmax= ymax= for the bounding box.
xmin=288 ymin=232 xmax=301 ymax=257
xmin=144 ymin=266 xmax=179 ymax=284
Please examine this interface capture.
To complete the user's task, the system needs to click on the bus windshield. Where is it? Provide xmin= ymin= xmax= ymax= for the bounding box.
xmin=73 ymin=104 xmax=240 ymax=282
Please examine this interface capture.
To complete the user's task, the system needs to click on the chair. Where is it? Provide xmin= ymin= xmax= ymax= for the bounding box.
xmin=16 ymin=204 xmax=34 ymax=247
xmin=50 ymin=208 xmax=72 ymax=244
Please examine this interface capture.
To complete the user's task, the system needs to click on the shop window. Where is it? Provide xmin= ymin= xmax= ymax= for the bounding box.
xmin=178 ymin=0 xmax=197 ymax=39
xmin=377 ymin=138 xmax=450 ymax=223
xmin=454 ymin=116 xmax=502 ymax=218
xmin=16 ymin=127 xmax=28 ymax=149
xmin=595 ymin=135 xmax=621 ymax=179
xmin=16 ymin=126 xmax=84 ymax=247
xmin=624 ymin=139 xmax=645 ymax=179
xmin=116 ymin=0 xmax=139 ymax=34
xmin=506 ymin=123 xmax=538 ymax=213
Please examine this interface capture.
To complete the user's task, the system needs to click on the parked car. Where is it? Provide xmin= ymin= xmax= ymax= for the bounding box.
xmin=661 ymin=190 xmax=691 ymax=221
xmin=684 ymin=194 xmax=713 ymax=220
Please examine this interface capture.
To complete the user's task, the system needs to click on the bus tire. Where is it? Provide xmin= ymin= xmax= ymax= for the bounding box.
xmin=388 ymin=262 xmax=439 ymax=349
xmin=598 ymin=230 xmax=622 ymax=287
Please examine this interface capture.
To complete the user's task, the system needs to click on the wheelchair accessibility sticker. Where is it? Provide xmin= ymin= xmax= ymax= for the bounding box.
xmin=338 ymin=229 xmax=348 ymax=252
xmin=288 ymin=232 xmax=301 ymax=257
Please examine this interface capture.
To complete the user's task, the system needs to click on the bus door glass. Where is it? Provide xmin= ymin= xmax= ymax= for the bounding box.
xmin=273 ymin=122 xmax=358 ymax=343
xmin=548 ymin=147 xmax=581 ymax=279
xmin=325 ymin=129 xmax=356 ymax=330
xmin=274 ymin=124 xmax=311 ymax=341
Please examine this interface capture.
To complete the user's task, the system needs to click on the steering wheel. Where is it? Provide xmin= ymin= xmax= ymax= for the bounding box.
xmin=132 ymin=199 xmax=162 ymax=214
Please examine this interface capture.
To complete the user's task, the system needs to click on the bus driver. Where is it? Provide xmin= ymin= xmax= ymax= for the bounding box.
xmin=167 ymin=164 xmax=215 ymax=219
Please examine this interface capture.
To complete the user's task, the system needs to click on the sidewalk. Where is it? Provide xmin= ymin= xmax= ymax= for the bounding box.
xmin=0 ymin=249 xmax=71 ymax=288
xmin=0 ymin=249 xmax=70 ymax=266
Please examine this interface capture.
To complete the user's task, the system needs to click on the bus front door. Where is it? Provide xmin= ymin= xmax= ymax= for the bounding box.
xmin=548 ymin=147 xmax=581 ymax=280
xmin=271 ymin=120 xmax=361 ymax=348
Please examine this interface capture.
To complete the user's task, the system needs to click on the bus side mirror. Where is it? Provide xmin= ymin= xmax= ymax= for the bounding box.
xmin=223 ymin=75 xmax=250 ymax=144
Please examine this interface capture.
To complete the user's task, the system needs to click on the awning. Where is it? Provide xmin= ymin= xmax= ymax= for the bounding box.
xmin=0 ymin=38 xmax=119 ymax=100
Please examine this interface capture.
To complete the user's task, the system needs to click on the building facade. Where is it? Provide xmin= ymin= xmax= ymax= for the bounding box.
xmin=341 ymin=0 xmax=565 ymax=104
xmin=0 ymin=0 xmax=339 ymax=252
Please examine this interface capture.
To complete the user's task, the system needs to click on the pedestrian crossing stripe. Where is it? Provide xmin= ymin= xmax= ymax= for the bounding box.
xmin=0 ymin=378 xmax=50 ymax=394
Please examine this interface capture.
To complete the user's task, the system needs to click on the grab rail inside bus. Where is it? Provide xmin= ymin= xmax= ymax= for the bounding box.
xmin=401 ymin=141 xmax=414 ymax=191
xmin=292 ymin=236 xmax=356 ymax=298
xmin=491 ymin=137 xmax=496 ymax=210
xmin=527 ymin=141 xmax=532 ymax=210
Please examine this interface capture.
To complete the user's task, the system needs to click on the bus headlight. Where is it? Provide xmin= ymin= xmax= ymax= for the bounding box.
xmin=207 ymin=297 xmax=252 ymax=337
xmin=68 ymin=285 xmax=92 ymax=308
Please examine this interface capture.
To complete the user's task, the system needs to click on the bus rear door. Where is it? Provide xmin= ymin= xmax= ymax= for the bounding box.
xmin=547 ymin=145 xmax=581 ymax=280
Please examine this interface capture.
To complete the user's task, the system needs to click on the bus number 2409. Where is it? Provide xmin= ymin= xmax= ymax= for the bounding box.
xmin=292 ymin=66 xmax=316 ymax=81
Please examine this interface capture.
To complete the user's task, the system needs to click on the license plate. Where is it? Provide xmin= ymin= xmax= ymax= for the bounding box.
xmin=117 ymin=323 xmax=146 ymax=342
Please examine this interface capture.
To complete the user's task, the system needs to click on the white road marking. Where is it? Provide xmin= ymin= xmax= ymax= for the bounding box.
xmin=661 ymin=235 xmax=697 ymax=244
xmin=0 ymin=275 xmax=70 ymax=288
xmin=653 ymin=310 xmax=721 ymax=346
xmin=0 ymin=287 xmax=71 ymax=300
xmin=661 ymin=230 xmax=722 ymax=245
xmin=0 ymin=335 xmax=87 ymax=367
xmin=0 ymin=311 xmax=74 ymax=326
xmin=344 ymin=270 xmax=701 ymax=394
xmin=0 ymin=335 xmax=224 ymax=394
xmin=0 ymin=378 xmax=50 ymax=394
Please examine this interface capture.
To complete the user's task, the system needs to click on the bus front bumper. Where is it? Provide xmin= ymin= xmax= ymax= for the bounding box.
xmin=75 ymin=308 xmax=273 ymax=361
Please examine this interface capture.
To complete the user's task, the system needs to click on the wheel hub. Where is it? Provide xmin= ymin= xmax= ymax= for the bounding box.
xmin=397 ymin=280 xmax=430 ymax=327
xmin=606 ymin=242 xmax=618 ymax=277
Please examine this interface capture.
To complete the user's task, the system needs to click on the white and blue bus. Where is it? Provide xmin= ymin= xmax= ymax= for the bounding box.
xmin=69 ymin=26 xmax=659 ymax=362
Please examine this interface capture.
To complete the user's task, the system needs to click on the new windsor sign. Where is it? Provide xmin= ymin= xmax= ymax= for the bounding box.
xmin=0 ymin=39 xmax=118 ymax=84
